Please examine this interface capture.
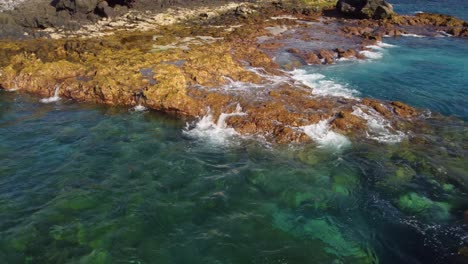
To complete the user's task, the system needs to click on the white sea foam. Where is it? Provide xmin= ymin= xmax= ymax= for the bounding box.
xmin=220 ymin=76 xmax=264 ymax=91
xmin=40 ymin=85 xmax=61 ymax=103
xmin=436 ymin=31 xmax=452 ymax=37
xmin=290 ymin=69 xmax=358 ymax=99
xmin=351 ymin=105 xmax=406 ymax=143
xmin=6 ymin=81 xmax=18 ymax=92
xmin=401 ymin=33 xmax=425 ymax=38
xmin=216 ymin=68 xmax=290 ymax=92
xmin=301 ymin=119 xmax=351 ymax=151
xmin=247 ymin=67 xmax=291 ymax=85
xmin=359 ymin=50 xmax=384 ymax=59
xmin=376 ymin=42 xmax=397 ymax=48
xmin=360 ymin=41 xmax=396 ymax=60
xmin=131 ymin=104 xmax=148 ymax=112
xmin=183 ymin=104 xmax=246 ymax=144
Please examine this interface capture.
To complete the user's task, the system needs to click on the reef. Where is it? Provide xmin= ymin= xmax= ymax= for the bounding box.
xmin=0 ymin=0 xmax=467 ymax=144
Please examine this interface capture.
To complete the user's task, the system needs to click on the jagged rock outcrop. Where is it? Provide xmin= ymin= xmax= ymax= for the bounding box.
xmin=336 ymin=0 xmax=394 ymax=19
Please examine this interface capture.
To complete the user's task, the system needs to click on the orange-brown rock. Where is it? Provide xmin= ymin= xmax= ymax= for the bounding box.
xmin=336 ymin=48 xmax=356 ymax=59
xmin=0 ymin=5 xmax=444 ymax=145
xmin=362 ymin=98 xmax=392 ymax=118
xmin=331 ymin=110 xmax=367 ymax=133
xmin=318 ymin=49 xmax=335 ymax=64
xmin=304 ymin=52 xmax=321 ymax=64
xmin=391 ymin=101 xmax=418 ymax=118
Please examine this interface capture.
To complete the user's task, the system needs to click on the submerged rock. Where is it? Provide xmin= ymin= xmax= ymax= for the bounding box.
xmin=398 ymin=192 xmax=451 ymax=221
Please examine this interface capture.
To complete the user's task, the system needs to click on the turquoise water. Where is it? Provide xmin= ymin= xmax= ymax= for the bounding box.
xmin=307 ymin=37 xmax=468 ymax=120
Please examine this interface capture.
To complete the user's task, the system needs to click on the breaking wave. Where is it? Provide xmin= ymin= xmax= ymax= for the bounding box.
xmin=291 ymin=69 xmax=358 ymax=99
xmin=183 ymin=104 xmax=246 ymax=145
xmin=359 ymin=41 xmax=397 ymax=60
xmin=301 ymin=119 xmax=351 ymax=151
xmin=351 ymin=105 xmax=406 ymax=143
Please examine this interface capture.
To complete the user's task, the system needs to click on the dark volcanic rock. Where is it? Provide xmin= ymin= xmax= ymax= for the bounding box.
xmin=337 ymin=0 xmax=394 ymax=19
xmin=55 ymin=0 xmax=99 ymax=13
xmin=96 ymin=1 xmax=116 ymax=18
xmin=0 ymin=13 xmax=30 ymax=39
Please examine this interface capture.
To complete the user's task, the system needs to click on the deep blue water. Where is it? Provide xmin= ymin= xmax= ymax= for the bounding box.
xmin=391 ymin=0 xmax=468 ymax=20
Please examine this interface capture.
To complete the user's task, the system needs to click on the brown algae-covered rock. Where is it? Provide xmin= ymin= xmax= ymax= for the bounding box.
xmin=0 ymin=3 xmax=449 ymax=144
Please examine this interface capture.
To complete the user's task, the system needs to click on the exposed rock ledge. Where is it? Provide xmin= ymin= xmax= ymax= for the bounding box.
xmin=0 ymin=1 xmax=466 ymax=144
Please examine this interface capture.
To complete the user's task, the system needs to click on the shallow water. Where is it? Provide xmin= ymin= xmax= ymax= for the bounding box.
xmin=0 ymin=86 xmax=467 ymax=264
xmin=299 ymin=37 xmax=468 ymax=121
xmin=1 ymin=2 xmax=468 ymax=263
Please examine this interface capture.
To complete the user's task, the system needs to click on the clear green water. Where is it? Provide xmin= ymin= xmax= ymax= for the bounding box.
xmin=1 ymin=9 xmax=468 ymax=262
xmin=0 ymin=87 xmax=467 ymax=263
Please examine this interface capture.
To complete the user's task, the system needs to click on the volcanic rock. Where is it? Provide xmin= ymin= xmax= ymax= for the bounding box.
xmin=336 ymin=0 xmax=394 ymax=19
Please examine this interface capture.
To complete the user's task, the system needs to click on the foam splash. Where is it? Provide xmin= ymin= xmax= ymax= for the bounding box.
xmin=436 ymin=31 xmax=452 ymax=37
xmin=351 ymin=105 xmax=406 ymax=143
xmin=220 ymin=76 xmax=264 ymax=91
xmin=359 ymin=41 xmax=397 ymax=60
xmin=401 ymin=33 xmax=425 ymax=38
xmin=247 ymin=67 xmax=291 ymax=85
xmin=359 ymin=50 xmax=383 ymax=59
xmin=301 ymin=119 xmax=351 ymax=151
xmin=214 ymin=68 xmax=289 ymax=92
xmin=183 ymin=104 xmax=246 ymax=144
xmin=131 ymin=104 xmax=148 ymax=112
xmin=40 ymin=85 xmax=61 ymax=103
xmin=291 ymin=69 xmax=358 ymax=99
xmin=376 ymin=42 xmax=397 ymax=48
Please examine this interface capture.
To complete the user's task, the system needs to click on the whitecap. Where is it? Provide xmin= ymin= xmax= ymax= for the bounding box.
xmin=301 ymin=119 xmax=351 ymax=151
xmin=40 ymin=85 xmax=61 ymax=103
xmin=130 ymin=104 xmax=148 ymax=112
xmin=183 ymin=104 xmax=246 ymax=145
xmin=290 ymin=69 xmax=358 ymax=99
xmin=359 ymin=50 xmax=384 ymax=59
xmin=401 ymin=33 xmax=425 ymax=38
xmin=376 ymin=41 xmax=397 ymax=48
xmin=360 ymin=41 xmax=396 ymax=60
xmin=351 ymin=105 xmax=406 ymax=143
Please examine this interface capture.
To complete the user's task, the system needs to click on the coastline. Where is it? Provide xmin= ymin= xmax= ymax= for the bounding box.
xmin=0 ymin=0 xmax=467 ymax=144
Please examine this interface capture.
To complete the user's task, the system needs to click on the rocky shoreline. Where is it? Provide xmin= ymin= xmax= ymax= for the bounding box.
xmin=0 ymin=0 xmax=467 ymax=144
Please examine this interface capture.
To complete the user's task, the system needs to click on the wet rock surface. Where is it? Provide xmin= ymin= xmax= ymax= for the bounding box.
xmin=0 ymin=1 xmax=466 ymax=144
